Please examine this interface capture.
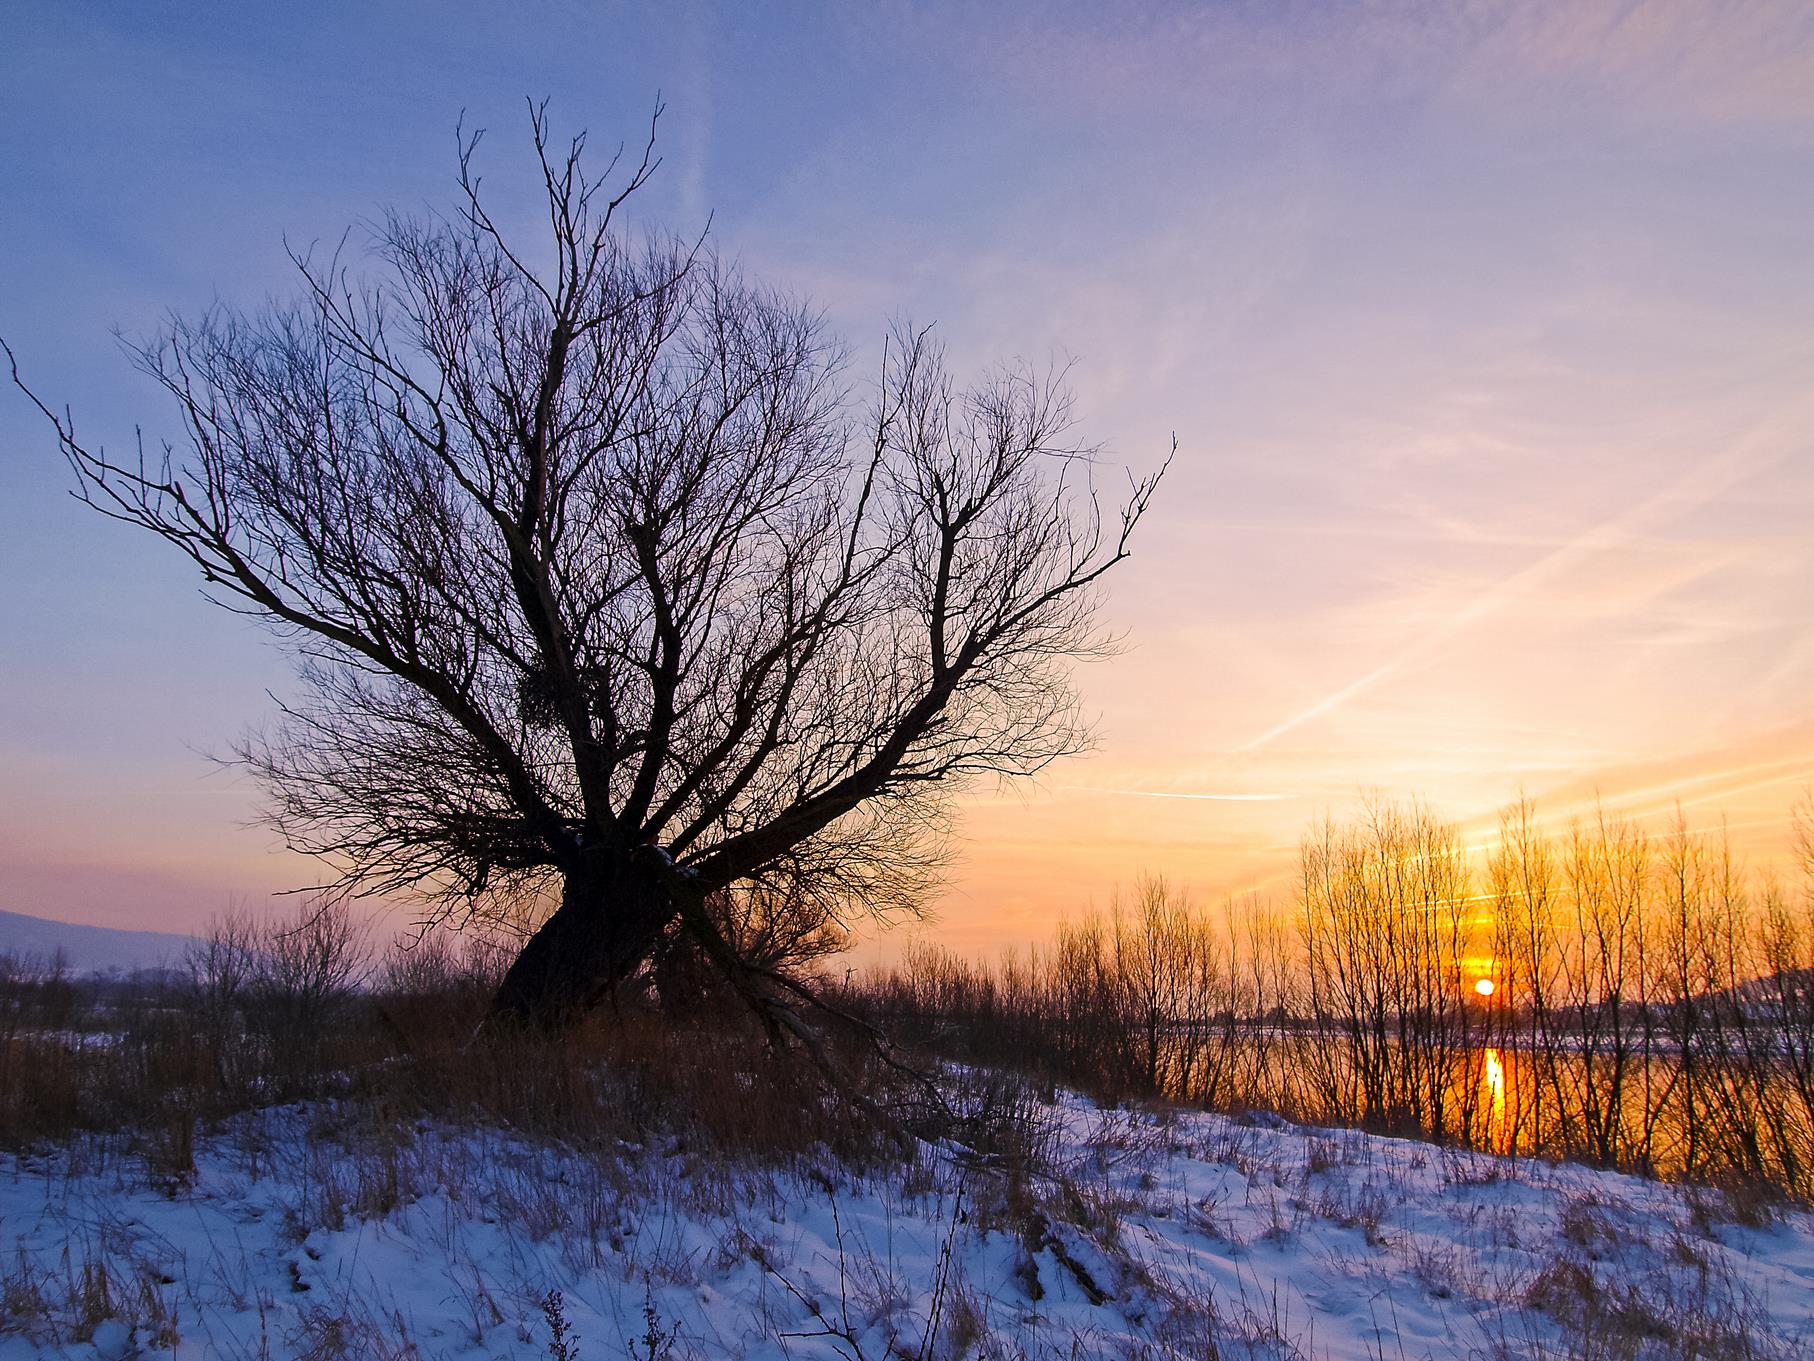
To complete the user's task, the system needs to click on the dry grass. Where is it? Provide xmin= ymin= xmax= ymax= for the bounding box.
xmin=6 ymin=901 xmax=1813 ymax=1360
xmin=0 ymin=906 xmax=916 ymax=1181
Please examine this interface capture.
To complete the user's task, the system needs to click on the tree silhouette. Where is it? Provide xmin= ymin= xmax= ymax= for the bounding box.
xmin=8 ymin=105 xmax=1166 ymax=1038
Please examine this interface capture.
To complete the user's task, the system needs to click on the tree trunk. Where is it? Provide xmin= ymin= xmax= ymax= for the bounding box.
xmin=486 ymin=849 xmax=679 ymax=1031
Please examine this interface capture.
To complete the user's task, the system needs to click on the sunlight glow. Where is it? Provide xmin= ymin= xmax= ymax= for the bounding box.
xmin=1473 ymin=978 xmax=1496 ymax=998
xmin=1481 ymin=1046 xmax=1508 ymax=1152
xmin=1056 ymin=785 xmax=1293 ymax=802
xmin=8 ymin=3 xmax=1814 ymax=953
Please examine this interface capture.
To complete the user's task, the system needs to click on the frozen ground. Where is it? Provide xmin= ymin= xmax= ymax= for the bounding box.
xmin=3 ymin=1080 xmax=1812 ymax=1360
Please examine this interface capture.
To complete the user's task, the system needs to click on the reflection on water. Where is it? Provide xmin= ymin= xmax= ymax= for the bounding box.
xmin=1145 ymin=1028 xmax=1811 ymax=1187
xmin=1480 ymin=1046 xmax=1507 ymax=1152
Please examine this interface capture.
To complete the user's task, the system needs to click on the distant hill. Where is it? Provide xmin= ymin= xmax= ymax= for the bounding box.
xmin=0 ymin=909 xmax=200 ymax=975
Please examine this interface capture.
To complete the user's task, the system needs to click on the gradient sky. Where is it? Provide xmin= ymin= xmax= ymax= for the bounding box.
xmin=4 ymin=2 xmax=1814 ymax=952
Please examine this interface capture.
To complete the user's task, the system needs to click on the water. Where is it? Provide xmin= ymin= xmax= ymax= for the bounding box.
xmin=1152 ymin=1026 xmax=1813 ymax=1188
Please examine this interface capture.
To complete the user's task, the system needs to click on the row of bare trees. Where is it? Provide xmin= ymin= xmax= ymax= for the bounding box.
xmin=0 ymin=901 xmax=519 ymax=1148
xmin=862 ymin=878 xmax=1296 ymax=1112
xmin=1299 ymin=804 xmax=1479 ymax=1138
xmin=0 ymin=904 xmax=899 ymax=1172
xmin=861 ymin=799 xmax=1814 ymax=1196
xmin=1482 ymin=799 xmax=1814 ymax=1189
xmin=184 ymin=899 xmax=374 ymax=1092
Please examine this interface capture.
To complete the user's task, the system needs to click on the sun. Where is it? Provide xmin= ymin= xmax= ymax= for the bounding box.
xmin=1474 ymin=978 xmax=1496 ymax=998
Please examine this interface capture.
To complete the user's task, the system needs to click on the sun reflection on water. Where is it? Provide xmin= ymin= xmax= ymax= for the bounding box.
xmin=1481 ymin=1046 xmax=1508 ymax=1151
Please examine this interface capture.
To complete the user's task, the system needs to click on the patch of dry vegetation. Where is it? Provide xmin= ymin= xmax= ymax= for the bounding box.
xmin=858 ymin=798 xmax=1814 ymax=1203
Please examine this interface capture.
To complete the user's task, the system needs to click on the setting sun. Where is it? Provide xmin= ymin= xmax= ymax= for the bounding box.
xmin=8 ymin=7 xmax=1814 ymax=1358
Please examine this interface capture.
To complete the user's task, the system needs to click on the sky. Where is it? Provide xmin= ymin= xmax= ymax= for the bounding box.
xmin=3 ymin=1 xmax=1814 ymax=953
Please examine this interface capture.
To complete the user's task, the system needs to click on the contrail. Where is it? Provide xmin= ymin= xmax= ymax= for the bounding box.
xmin=1059 ymin=785 xmax=1293 ymax=802
xmin=1459 ymin=757 xmax=1814 ymax=856
xmin=1237 ymin=657 xmax=1403 ymax=752
xmin=1237 ymin=399 xmax=1814 ymax=753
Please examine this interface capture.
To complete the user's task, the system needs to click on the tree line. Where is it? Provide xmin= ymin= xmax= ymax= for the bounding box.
xmin=861 ymin=798 xmax=1814 ymax=1196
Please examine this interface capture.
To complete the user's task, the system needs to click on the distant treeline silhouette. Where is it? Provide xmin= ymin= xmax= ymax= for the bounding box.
xmin=8 ymin=796 xmax=1814 ymax=1199
xmin=860 ymin=799 xmax=1814 ymax=1197
xmin=0 ymin=899 xmax=903 ymax=1177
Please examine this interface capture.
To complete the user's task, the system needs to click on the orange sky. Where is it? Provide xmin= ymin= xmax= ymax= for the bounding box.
xmin=4 ymin=3 xmax=1813 ymax=952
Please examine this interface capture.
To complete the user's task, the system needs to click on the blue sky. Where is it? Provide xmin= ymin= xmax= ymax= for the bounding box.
xmin=5 ymin=2 xmax=1814 ymax=947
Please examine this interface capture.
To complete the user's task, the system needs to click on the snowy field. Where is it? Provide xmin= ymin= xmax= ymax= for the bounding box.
xmin=4 ymin=1080 xmax=1812 ymax=1360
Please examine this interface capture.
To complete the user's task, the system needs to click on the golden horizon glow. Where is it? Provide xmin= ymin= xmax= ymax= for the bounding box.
xmin=5 ymin=5 xmax=1814 ymax=947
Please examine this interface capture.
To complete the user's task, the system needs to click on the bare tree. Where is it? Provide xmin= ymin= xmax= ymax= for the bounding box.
xmin=7 ymin=104 xmax=1165 ymax=1038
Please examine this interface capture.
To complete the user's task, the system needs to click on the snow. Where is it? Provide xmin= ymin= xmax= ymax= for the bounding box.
xmin=3 ymin=1082 xmax=1813 ymax=1359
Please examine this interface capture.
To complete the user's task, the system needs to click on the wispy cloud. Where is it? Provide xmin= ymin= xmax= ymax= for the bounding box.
xmin=1235 ymin=395 xmax=1814 ymax=753
xmin=1058 ymin=785 xmax=1294 ymax=803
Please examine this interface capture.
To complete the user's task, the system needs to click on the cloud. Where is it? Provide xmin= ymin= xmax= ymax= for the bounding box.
xmin=885 ymin=0 xmax=1814 ymax=132
xmin=1057 ymin=785 xmax=1293 ymax=802
xmin=1233 ymin=391 xmax=1814 ymax=752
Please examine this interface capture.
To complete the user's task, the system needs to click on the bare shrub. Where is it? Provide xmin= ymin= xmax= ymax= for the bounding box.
xmin=859 ymin=793 xmax=1814 ymax=1201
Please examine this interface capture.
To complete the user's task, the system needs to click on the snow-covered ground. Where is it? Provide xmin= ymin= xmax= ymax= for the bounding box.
xmin=3 ymin=1081 xmax=1812 ymax=1360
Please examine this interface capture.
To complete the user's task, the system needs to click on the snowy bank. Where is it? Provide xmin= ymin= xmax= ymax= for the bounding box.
xmin=3 ymin=1081 xmax=1812 ymax=1359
